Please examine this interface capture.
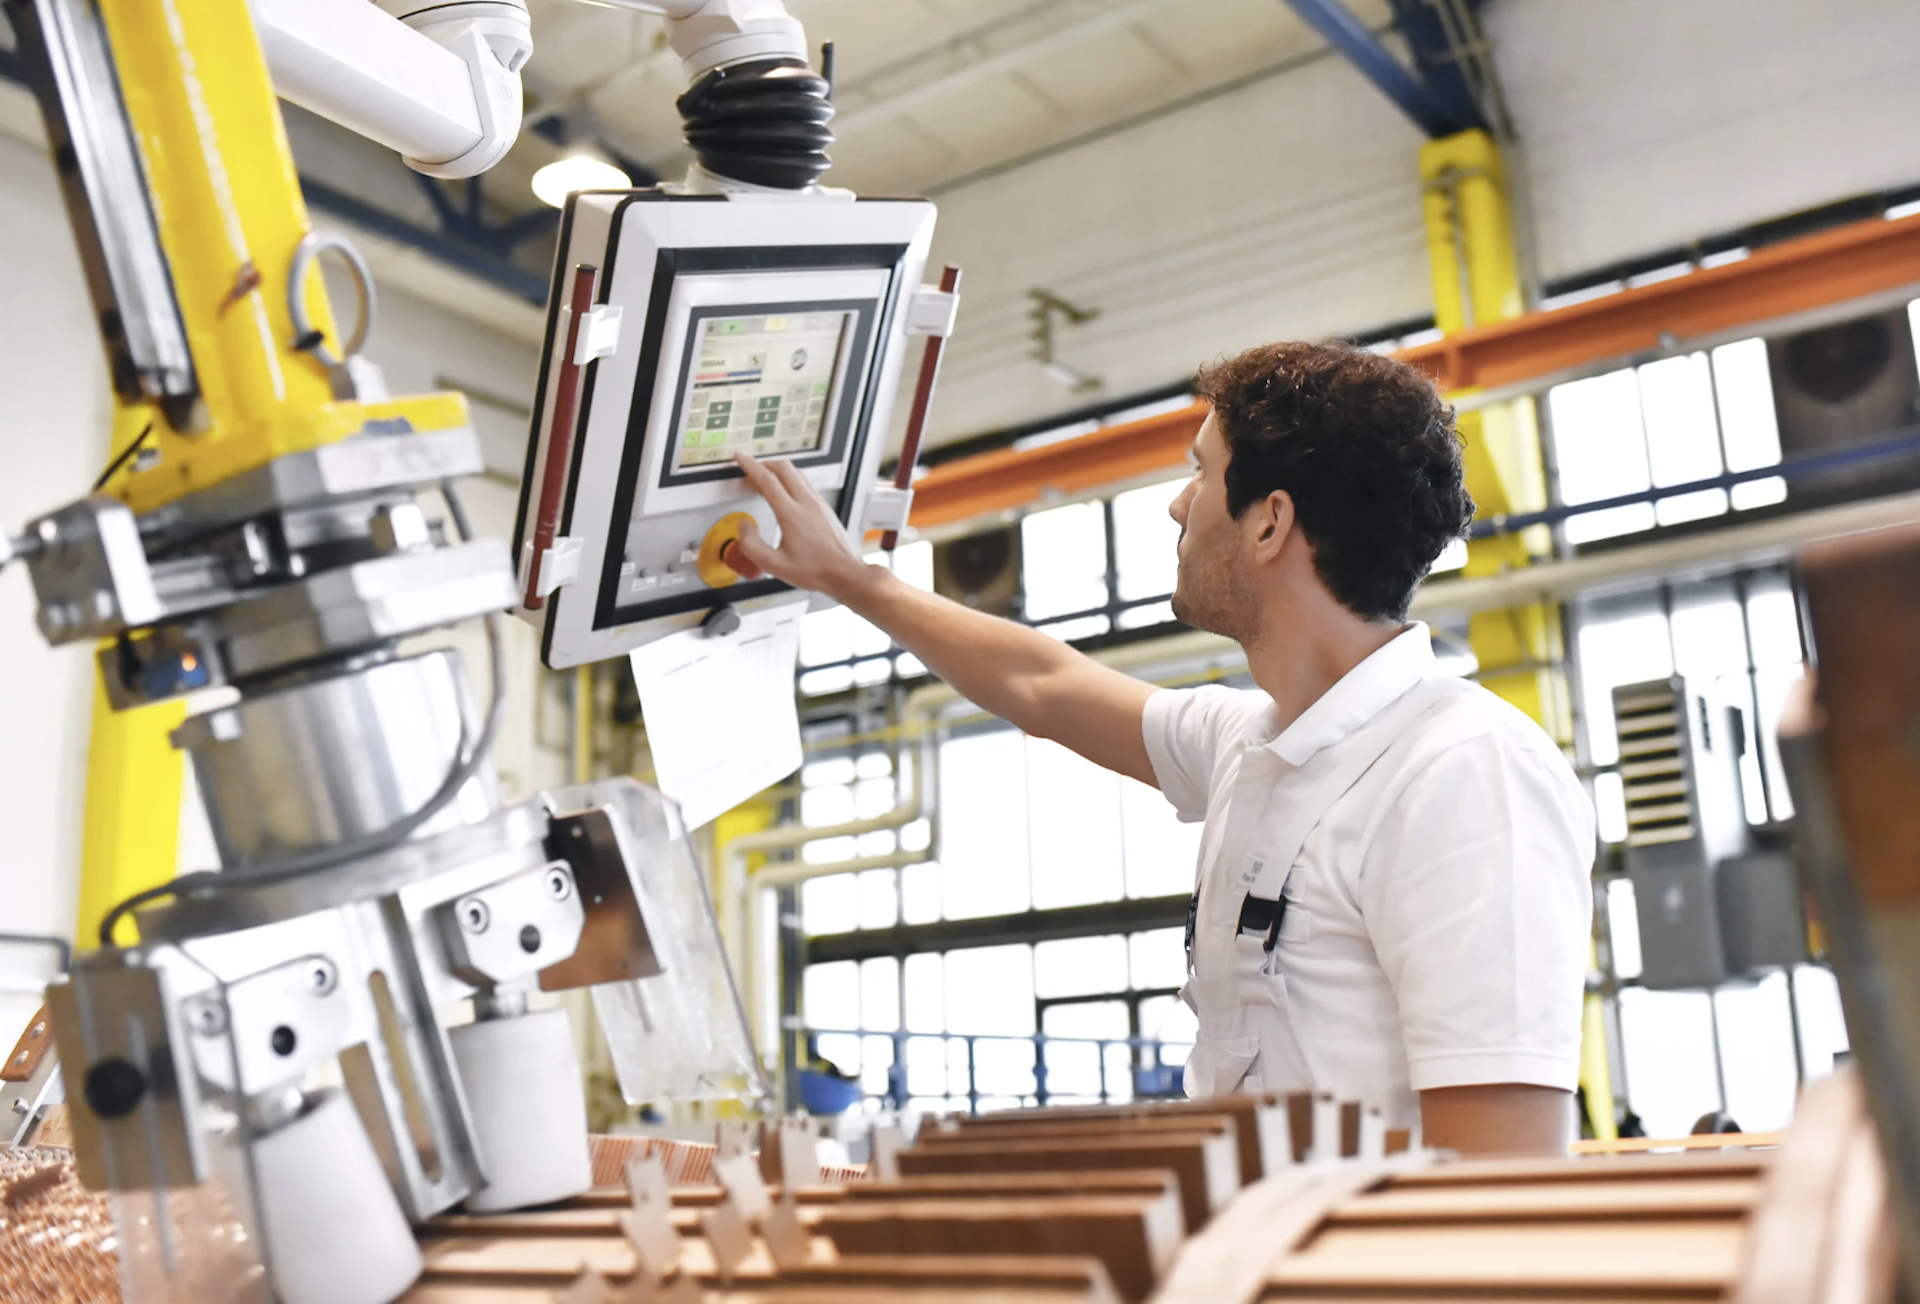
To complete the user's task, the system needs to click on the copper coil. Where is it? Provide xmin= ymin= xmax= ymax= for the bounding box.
xmin=0 ymin=1147 xmax=120 ymax=1304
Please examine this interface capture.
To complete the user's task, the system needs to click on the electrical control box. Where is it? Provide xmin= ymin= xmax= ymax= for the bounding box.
xmin=511 ymin=190 xmax=940 ymax=669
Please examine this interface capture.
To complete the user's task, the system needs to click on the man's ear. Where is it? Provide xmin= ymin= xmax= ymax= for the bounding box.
xmin=1248 ymin=490 xmax=1294 ymax=563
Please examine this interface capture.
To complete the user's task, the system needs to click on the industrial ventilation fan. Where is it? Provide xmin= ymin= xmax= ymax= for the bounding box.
xmin=1613 ymin=677 xmax=1808 ymax=989
xmin=1766 ymin=306 xmax=1920 ymax=505
xmin=933 ymin=525 xmax=1022 ymax=619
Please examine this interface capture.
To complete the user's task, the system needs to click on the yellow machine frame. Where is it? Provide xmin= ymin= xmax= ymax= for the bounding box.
xmin=77 ymin=0 xmax=470 ymax=938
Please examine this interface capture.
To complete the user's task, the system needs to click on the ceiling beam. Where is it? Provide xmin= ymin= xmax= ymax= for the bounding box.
xmin=1278 ymin=0 xmax=1477 ymax=137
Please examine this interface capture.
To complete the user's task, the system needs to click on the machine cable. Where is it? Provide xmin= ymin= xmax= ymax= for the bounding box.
xmin=675 ymin=55 xmax=834 ymax=189
xmin=90 ymin=422 xmax=155 ymax=492
xmin=95 ymin=482 xmax=507 ymax=945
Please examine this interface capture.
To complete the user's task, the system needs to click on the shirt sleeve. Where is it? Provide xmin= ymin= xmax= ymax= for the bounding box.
xmin=1141 ymin=685 xmax=1259 ymax=823
xmin=1359 ymin=733 xmax=1595 ymax=1093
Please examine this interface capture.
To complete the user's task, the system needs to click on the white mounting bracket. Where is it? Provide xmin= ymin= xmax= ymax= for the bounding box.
xmin=906 ymin=286 xmax=959 ymax=338
xmin=521 ymin=535 xmax=583 ymax=599
xmin=863 ymin=485 xmax=914 ymax=536
xmin=572 ymin=304 xmax=624 ymax=365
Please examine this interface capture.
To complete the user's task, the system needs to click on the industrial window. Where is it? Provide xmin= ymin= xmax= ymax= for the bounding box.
xmin=793 ymin=717 xmax=1200 ymax=1113
xmin=1574 ymin=569 xmax=1845 ymax=1136
xmin=1111 ymin=479 xmax=1183 ymax=603
xmin=797 ymin=721 xmax=1200 ymax=936
xmin=1546 ymin=339 xmax=1793 ymax=544
xmin=796 ymin=540 xmax=933 ymax=694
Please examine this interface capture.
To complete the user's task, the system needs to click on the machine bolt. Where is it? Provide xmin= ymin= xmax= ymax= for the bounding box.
xmin=82 ymin=1058 xmax=147 ymax=1120
xmin=10 ymin=1050 xmax=27 ymax=1069
xmin=545 ymin=868 xmax=573 ymax=900
xmin=307 ymin=961 xmax=336 ymax=995
xmin=37 ymin=601 xmax=78 ymax=640
xmin=371 ymin=502 xmax=431 ymax=554
xmin=459 ymin=898 xmax=490 ymax=933
xmin=28 ymin=1021 xmax=44 ymax=1040
xmin=518 ymin=925 xmax=542 ymax=954
xmin=189 ymin=999 xmax=228 ymax=1036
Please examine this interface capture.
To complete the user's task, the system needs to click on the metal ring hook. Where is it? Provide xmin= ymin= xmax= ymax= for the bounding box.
xmin=287 ymin=230 xmax=376 ymax=370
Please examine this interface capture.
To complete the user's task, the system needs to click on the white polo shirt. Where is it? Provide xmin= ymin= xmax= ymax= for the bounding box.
xmin=1142 ymin=623 xmax=1594 ymax=1126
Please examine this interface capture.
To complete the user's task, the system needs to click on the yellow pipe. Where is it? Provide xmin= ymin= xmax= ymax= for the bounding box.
xmin=571 ymin=666 xmax=593 ymax=785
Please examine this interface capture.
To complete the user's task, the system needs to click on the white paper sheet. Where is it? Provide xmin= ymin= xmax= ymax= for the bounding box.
xmin=628 ymin=597 xmax=806 ymax=831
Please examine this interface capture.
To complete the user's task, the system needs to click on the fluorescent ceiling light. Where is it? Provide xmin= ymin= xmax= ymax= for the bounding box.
xmin=531 ymin=154 xmax=631 ymax=208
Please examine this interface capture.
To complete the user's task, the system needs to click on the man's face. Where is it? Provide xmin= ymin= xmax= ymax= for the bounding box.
xmin=1168 ymin=412 xmax=1262 ymax=642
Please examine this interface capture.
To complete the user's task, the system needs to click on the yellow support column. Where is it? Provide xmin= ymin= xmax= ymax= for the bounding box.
xmin=79 ymin=683 xmax=186 ymax=947
xmin=1420 ymin=130 xmax=1571 ymax=743
xmin=71 ymin=0 xmax=469 ymax=943
xmin=1420 ymin=129 xmax=1612 ymax=1141
xmin=79 ymin=406 xmax=187 ymax=947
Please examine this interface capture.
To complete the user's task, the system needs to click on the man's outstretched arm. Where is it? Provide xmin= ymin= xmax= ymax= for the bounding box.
xmin=728 ymin=455 xmax=1157 ymax=785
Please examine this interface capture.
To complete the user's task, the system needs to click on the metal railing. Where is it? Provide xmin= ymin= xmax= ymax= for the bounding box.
xmin=799 ymin=1025 xmax=1195 ymax=1114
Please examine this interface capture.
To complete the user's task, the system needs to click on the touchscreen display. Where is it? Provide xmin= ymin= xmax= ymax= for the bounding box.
xmin=672 ymin=310 xmax=851 ymax=469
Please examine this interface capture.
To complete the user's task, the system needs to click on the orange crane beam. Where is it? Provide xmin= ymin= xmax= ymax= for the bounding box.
xmin=908 ymin=210 xmax=1920 ymax=531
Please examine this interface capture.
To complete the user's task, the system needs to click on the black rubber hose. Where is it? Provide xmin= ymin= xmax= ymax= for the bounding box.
xmin=676 ymin=57 xmax=834 ymax=190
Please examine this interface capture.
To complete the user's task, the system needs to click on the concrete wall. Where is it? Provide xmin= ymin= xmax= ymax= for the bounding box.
xmin=1499 ymin=0 xmax=1920 ymax=282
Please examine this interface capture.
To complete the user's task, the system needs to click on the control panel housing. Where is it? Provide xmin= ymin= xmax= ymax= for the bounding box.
xmin=511 ymin=191 xmax=937 ymax=668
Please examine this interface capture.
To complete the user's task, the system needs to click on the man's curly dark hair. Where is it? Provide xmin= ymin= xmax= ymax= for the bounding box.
xmin=1193 ymin=340 xmax=1474 ymax=623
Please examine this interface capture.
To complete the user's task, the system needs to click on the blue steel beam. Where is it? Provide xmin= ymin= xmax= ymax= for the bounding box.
xmin=302 ymin=175 xmax=548 ymax=302
xmin=1280 ymin=0 xmax=1475 ymax=138
xmin=1382 ymin=0 xmax=1487 ymax=134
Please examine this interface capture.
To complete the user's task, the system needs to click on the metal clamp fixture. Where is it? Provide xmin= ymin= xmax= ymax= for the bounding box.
xmin=441 ymin=863 xmax=585 ymax=990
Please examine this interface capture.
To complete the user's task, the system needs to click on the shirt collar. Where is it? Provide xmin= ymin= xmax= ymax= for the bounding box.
xmin=1262 ymin=623 xmax=1440 ymax=767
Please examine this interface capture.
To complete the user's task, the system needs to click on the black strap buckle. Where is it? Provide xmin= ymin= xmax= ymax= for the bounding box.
xmin=1185 ymin=890 xmax=1290 ymax=964
xmin=1239 ymin=892 xmax=1288 ymax=953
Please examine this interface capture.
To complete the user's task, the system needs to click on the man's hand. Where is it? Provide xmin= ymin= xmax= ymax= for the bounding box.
xmin=727 ymin=453 xmax=873 ymax=600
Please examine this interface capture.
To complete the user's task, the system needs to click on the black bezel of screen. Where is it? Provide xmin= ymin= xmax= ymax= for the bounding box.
xmin=585 ymin=230 xmax=910 ymax=636
xmin=655 ymin=297 xmax=875 ymax=488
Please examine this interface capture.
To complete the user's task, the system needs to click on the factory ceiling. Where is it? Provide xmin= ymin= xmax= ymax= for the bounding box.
xmin=498 ymin=0 xmax=1397 ymax=202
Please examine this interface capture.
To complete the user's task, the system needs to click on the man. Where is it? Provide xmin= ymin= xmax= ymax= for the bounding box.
xmin=728 ymin=340 xmax=1594 ymax=1155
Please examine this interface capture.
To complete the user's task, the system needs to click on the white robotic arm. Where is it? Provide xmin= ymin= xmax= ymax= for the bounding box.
xmin=248 ymin=0 xmax=810 ymax=182
xmin=252 ymin=0 xmax=533 ymax=179
xmin=599 ymin=0 xmax=808 ymax=79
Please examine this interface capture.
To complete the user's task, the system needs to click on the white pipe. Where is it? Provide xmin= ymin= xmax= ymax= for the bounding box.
xmin=572 ymin=0 xmax=807 ymax=80
xmin=253 ymin=0 xmax=528 ymax=178
xmin=1412 ymin=489 xmax=1920 ymax=619
xmin=728 ymin=689 xmax=949 ymax=1054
